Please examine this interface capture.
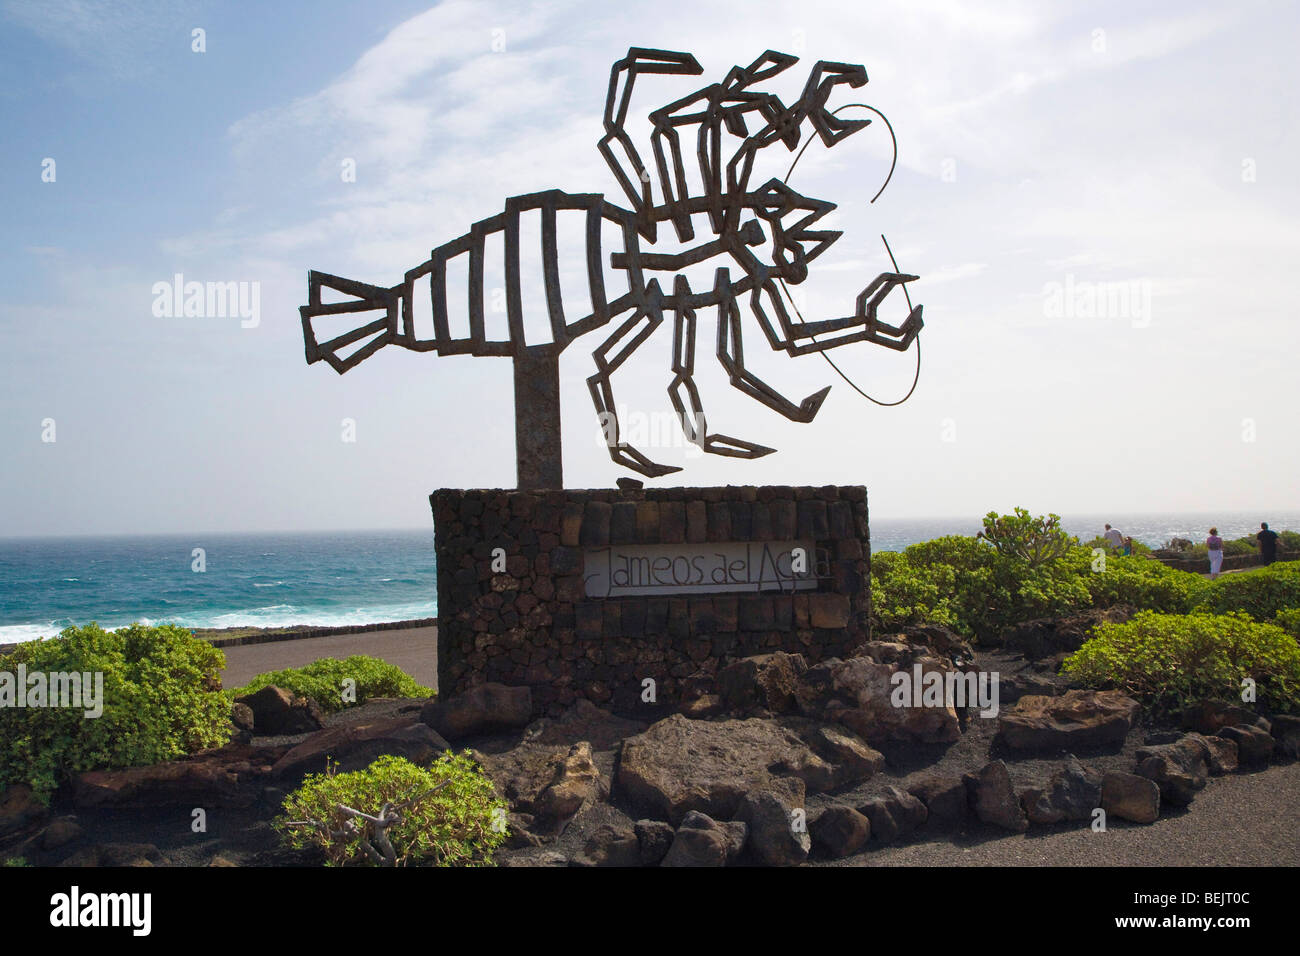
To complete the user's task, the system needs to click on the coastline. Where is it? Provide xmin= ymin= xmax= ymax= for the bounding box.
xmin=0 ymin=616 xmax=438 ymax=658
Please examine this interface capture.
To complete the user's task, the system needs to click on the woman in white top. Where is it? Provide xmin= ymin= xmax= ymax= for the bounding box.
xmin=1206 ymin=527 xmax=1224 ymax=579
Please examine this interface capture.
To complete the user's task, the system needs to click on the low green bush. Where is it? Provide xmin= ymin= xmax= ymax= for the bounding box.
xmin=1194 ymin=561 xmax=1300 ymax=621
xmin=1082 ymin=535 xmax=1153 ymax=556
xmin=1273 ymin=608 xmax=1300 ymax=637
xmin=1062 ymin=610 xmax=1300 ymax=715
xmin=873 ymin=513 xmax=1296 ymax=646
xmin=871 ymin=535 xmax=996 ymax=636
xmin=229 ymin=655 xmax=433 ymax=713
xmin=1083 ymin=552 xmax=1207 ymax=613
xmin=977 ymin=507 xmax=1074 ymax=567
xmin=873 ymin=523 xmax=1091 ymax=641
xmin=1226 ymin=536 xmax=1261 ymax=556
xmin=869 ymin=550 xmax=960 ymax=632
xmin=1001 ymin=550 xmax=1092 ymax=628
xmin=0 ymin=623 xmax=232 ymax=800
xmin=275 ymin=752 xmax=506 ymax=866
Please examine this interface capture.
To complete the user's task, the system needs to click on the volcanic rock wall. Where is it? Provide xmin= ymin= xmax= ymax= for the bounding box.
xmin=431 ymin=485 xmax=870 ymax=715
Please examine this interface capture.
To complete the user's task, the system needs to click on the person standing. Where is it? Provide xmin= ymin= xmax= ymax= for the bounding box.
xmin=1258 ymin=522 xmax=1280 ymax=565
xmin=1206 ymin=527 xmax=1224 ymax=578
xmin=1103 ymin=524 xmax=1124 ymax=549
xmin=1123 ymin=536 xmax=1134 ymax=556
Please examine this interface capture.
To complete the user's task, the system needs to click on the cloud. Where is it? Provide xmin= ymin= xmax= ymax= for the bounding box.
xmin=227 ymin=1 xmax=577 ymax=171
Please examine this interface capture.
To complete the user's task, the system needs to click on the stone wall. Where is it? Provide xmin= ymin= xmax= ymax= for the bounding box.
xmin=431 ymin=485 xmax=870 ymax=716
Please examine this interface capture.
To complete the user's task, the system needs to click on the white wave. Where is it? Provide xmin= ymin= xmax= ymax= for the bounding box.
xmin=194 ymin=601 xmax=437 ymax=630
xmin=1 ymin=599 xmax=438 ymax=644
xmin=0 ymin=623 xmax=59 ymax=643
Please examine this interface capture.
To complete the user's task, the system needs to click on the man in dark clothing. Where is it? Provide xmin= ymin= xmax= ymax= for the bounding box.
xmin=1257 ymin=522 xmax=1279 ymax=565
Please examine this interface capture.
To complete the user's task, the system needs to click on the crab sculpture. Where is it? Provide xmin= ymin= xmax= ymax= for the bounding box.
xmin=300 ymin=47 xmax=923 ymax=488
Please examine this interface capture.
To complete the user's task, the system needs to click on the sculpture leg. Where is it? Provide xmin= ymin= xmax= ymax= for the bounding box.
xmin=587 ymin=294 xmax=682 ymax=478
xmin=715 ymin=272 xmax=831 ymax=423
xmin=667 ymin=275 xmax=776 ymax=459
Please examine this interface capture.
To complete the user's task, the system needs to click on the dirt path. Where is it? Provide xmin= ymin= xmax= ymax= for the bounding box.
xmin=218 ymin=625 xmax=439 ymax=691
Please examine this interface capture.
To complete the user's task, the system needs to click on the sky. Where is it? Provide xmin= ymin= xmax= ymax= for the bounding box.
xmin=0 ymin=0 xmax=1296 ymax=537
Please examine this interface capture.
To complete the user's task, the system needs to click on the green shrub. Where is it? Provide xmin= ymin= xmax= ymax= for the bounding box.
xmin=1000 ymin=548 xmax=1092 ymax=627
xmin=901 ymin=533 xmax=995 ymax=574
xmin=869 ymin=550 xmax=960 ymax=632
xmin=871 ymin=536 xmax=993 ymax=636
xmin=1273 ymin=608 xmax=1300 ymax=637
xmin=0 ymin=623 xmax=232 ymax=800
xmin=874 ymin=526 xmax=1090 ymax=641
xmin=1194 ymin=561 xmax=1300 ymax=621
xmin=1083 ymin=551 xmax=1207 ymax=613
xmin=229 ymin=655 xmax=433 ymax=713
xmin=1279 ymin=530 xmax=1300 ymax=554
xmin=978 ymin=508 xmax=1075 ymax=567
xmin=1083 ymin=535 xmax=1153 ymax=556
xmin=275 ymin=752 xmax=506 ymax=866
xmin=1226 ymin=536 xmax=1259 ymax=556
xmin=897 ymin=536 xmax=1004 ymax=633
xmin=872 ymin=512 xmax=1295 ymax=646
xmin=1062 ymin=611 xmax=1300 ymax=715
xmin=2 ymin=857 xmax=28 ymax=867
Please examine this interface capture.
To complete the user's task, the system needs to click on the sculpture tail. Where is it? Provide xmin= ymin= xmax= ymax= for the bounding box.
xmin=301 ymin=270 xmax=400 ymax=374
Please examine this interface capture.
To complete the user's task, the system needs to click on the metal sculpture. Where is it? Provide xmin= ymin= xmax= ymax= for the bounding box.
xmin=301 ymin=47 xmax=924 ymax=489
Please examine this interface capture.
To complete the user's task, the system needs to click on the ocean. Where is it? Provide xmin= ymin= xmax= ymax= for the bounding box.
xmin=0 ymin=510 xmax=1293 ymax=643
xmin=0 ymin=530 xmax=439 ymax=644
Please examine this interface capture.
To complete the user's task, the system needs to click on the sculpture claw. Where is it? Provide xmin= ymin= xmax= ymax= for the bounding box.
xmin=611 ymin=444 xmax=683 ymax=479
xmin=703 ymin=434 xmax=777 ymax=459
xmin=795 ymin=385 xmax=832 ymax=422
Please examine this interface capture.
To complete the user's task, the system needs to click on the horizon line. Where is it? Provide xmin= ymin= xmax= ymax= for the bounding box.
xmin=2 ymin=507 xmax=1296 ymax=542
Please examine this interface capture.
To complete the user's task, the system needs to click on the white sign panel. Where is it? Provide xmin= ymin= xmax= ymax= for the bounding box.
xmin=583 ymin=540 xmax=818 ymax=597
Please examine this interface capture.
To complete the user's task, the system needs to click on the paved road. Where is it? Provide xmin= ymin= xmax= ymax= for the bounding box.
xmin=849 ymin=762 xmax=1300 ymax=867
xmin=217 ymin=625 xmax=439 ymax=691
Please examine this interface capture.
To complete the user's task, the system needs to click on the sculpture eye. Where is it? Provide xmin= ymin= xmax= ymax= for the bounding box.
xmin=755 ymin=190 xmax=783 ymax=221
